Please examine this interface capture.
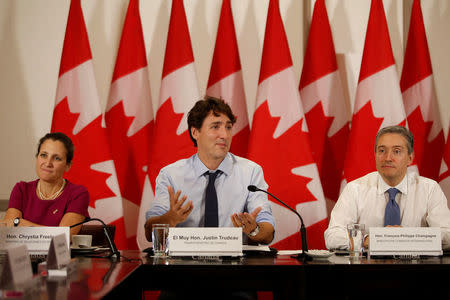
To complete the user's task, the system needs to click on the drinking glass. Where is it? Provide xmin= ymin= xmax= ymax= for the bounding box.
xmin=152 ymin=224 xmax=169 ymax=256
xmin=347 ymin=223 xmax=365 ymax=257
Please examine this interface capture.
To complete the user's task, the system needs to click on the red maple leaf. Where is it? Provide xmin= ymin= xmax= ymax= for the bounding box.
xmin=407 ymin=107 xmax=445 ymax=181
xmin=51 ymin=98 xmax=116 ymax=208
xmin=439 ymin=138 xmax=450 ymax=182
xmin=324 ymin=126 xmax=350 ymax=201
xmin=343 ymin=101 xmax=385 ymax=183
xmin=149 ymin=99 xmax=197 ymax=189
xmin=105 ymin=101 xmax=154 ymax=206
xmin=230 ymin=125 xmax=250 ymax=158
xmin=305 ymin=101 xmax=334 ymax=171
xmin=247 ymin=101 xmax=317 ymax=209
xmin=306 ymin=101 xmax=350 ymax=201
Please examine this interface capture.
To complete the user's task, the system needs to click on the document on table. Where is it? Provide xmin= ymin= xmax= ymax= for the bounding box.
xmin=276 ymin=250 xmax=303 ymax=255
xmin=243 ymin=245 xmax=302 ymax=255
xmin=243 ymin=245 xmax=271 ymax=252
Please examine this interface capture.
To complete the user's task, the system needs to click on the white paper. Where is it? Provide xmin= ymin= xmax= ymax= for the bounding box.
xmin=243 ymin=245 xmax=271 ymax=252
xmin=277 ymin=250 xmax=303 ymax=255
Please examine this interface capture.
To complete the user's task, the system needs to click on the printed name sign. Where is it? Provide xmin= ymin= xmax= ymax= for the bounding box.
xmin=0 ymin=227 xmax=70 ymax=255
xmin=47 ymin=233 xmax=70 ymax=270
xmin=168 ymin=227 xmax=243 ymax=256
xmin=0 ymin=245 xmax=33 ymax=289
xmin=369 ymin=227 xmax=442 ymax=256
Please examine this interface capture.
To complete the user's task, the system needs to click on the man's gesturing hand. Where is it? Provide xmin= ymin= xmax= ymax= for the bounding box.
xmin=166 ymin=186 xmax=193 ymax=227
xmin=230 ymin=207 xmax=262 ymax=235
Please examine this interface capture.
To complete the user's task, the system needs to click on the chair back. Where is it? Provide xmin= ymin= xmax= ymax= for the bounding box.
xmin=78 ymin=224 xmax=116 ymax=248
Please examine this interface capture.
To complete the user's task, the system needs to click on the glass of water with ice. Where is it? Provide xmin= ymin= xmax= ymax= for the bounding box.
xmin=152 ymin=224 xmax=169 ymax=256
xmin=347 ymin=223 xmax=365 ymax=257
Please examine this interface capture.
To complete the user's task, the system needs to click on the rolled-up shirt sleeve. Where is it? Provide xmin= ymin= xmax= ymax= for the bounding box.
xmin=426 ymin=182 xmax=450 ymax=250
xmin=324 ymin=183 xmax=359 ymax=250
xmin=146 ymin=169 xmax=172 ymax=220
xmin=246 ymin=164 xmax=275 ymax=228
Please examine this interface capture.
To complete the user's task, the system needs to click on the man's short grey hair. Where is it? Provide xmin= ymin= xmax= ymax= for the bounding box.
xmin=374 ymin=125 xmax=414 ymax=154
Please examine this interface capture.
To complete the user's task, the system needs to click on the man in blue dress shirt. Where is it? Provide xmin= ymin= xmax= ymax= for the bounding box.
xmin=145 ymin=96 xmax=275 ymax=244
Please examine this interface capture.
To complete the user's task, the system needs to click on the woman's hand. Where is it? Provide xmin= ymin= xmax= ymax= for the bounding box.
xmin=2 ymin=208 xmax=22 ymax=227
xmin=0 ymin=219 xmax=13 ymax=227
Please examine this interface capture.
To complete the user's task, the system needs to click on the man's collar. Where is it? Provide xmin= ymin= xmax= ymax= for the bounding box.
xmin=377 ymin=172 xmax=408 ymax=195
xmin=193 ymin=153 xmax=232 ymax=177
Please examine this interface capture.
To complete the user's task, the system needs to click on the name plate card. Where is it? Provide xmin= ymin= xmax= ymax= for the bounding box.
xmin=47 ymin=233 xmax=70 ymax=270
xmin=168 ymin=227 xmax=243 ymax=257
xmin=0 ymin=227 xmax=70 ymax=255
xmin=369 ymin=227 xmax=442 ymax=256
xmin=0 ymin=245 xmax=33 ymax=290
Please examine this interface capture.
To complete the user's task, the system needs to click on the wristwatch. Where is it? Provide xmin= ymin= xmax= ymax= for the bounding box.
xmin=248 ymin=224 xmax=260 ymax=237
xmin=13 ymin=217 xmax=20 ymax=227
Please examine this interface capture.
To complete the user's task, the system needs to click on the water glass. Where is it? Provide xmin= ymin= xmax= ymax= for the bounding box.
xmin=347 ymin=223 xmax=365 ymax=257
xmin=152 ymin=224 xmax=169 ymax=256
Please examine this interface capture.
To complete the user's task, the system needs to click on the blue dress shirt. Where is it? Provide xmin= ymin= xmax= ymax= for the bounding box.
xmin=146 ymin=153 xmax=275 ymax=228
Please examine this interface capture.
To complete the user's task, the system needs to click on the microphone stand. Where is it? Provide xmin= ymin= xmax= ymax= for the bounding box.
xmin=70 ymin=217 xmax=121 ymax=261
xmin=248 ymin=186 xmax=310 ymax=261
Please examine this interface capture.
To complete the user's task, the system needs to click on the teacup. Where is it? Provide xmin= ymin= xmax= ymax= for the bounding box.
xmin=72 ymin=234 xmax=92 ymax=248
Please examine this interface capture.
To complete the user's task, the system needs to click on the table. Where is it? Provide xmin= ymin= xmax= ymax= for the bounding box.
xmin=0 ymin=254 xmax=140 ymax=300
xmin=303 ymin=255 xmax=450 ymax=299
xmin=68 ymin=255 xmax=141 ymax=299
xmin=15 ymin=251 xmax=450 ymax=299
xmin=132 ymin=254 xmax=306 ymax=299
xmin=119 ymin=251 xmax=450 ymax=300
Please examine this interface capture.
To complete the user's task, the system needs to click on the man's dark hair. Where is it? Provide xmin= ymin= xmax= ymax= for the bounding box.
xmin=36 ymin=132 xmax=75 ymax=164
xmin=187 ymin=96 xmax=236 ymax=147
xmin=374 ymin=125 xmax=414 ymax=154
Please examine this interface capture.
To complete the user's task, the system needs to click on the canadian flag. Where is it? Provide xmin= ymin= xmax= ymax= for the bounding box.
xmin=247 ymin=0 xmax=327 ymax=250
xmin=439 ymin=127 xmax=450 ymax=208
xmin=149 ymin=0 xmax=199 ymax=189
xmin=104 ymin=0 xmax=154 ymax=250
xmin=51 ymin=0 xmax=127 ymax=248
xmin=400 ymin=0 xmax=444 ymax=181
xmin=299 ymin=0 xmax=350 ymax=215
xmin=205 ymin=0 xmax=249 ymax=157
xmin=342 ymin=0 xmax=406 ymax=184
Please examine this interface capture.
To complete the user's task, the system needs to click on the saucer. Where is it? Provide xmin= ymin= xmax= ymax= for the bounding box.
xmin=70 ymin=246 xmax=98 ymax=253
xmin=305 ymin=249 xmax=334 ymax=259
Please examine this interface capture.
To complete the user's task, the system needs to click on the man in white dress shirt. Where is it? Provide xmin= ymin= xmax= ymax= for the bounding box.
xmin=325 ymin=125 xmax=450 ymax=250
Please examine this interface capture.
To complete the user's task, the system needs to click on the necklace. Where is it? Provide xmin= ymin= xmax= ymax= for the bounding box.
xmin=38 ymin=179 xmax=66 ymax=200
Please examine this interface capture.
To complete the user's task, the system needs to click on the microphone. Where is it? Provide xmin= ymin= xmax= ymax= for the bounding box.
xmin=70 ymin=217 xmax=120 ymax=260
xmin=248 ymin=185 xmax=309 ymax=258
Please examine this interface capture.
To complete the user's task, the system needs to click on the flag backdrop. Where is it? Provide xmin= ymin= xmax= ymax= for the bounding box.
xmin=104 ymin=0 xmax=154 ymax=250
xmin=51 ymin=0 xmax=127 ymax=248
xmin=206 ymin=0 xmax=250 ymax=157
xmin=342 ymin=0 xmax=407 ymax=185
xmin=149 ymin=0 xmax=199 ymax=189
xmin=247 ymin=0 xmax=327 ymax=250
xmin=299 ymin=0 xmax=350 ymax=215
xmin=46 ymin=1 xmax=447 ymax=252
xmin=400 ymin=0 xmax=444 ymax=181
xmin=439 ymin=127 xmax=450 ymax=208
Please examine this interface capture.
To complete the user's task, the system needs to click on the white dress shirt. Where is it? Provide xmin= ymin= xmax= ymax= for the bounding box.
xmin=325 ymin=171 xmax=450 ymax=250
